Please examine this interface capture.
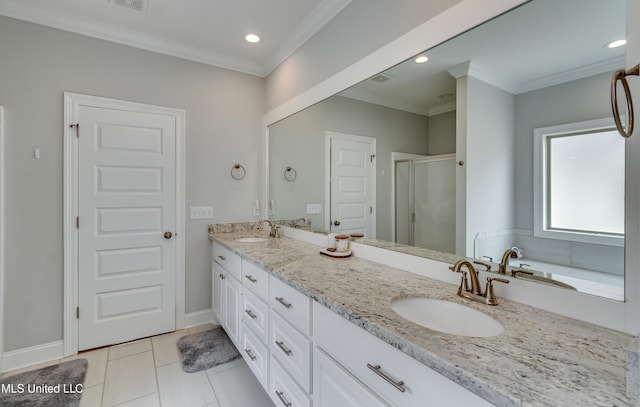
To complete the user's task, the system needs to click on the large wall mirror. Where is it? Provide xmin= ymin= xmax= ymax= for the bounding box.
xmin=268 ymin=0 xmax=626 ymax=301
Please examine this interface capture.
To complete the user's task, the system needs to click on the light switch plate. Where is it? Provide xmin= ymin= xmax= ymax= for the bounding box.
xmin=306 ymin=203 xmax=322 ymax=214
xmin=190 ymin=206 xmax=213 ymax=219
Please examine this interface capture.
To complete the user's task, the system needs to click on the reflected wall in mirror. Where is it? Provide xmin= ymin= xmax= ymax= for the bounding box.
xmin=268 ymin=0 xmax=626 ymax=300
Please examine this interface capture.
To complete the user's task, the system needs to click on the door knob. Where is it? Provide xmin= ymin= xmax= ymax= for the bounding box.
xmin=164 ymin=231 xmax=173 ymax=239
xmin=333 ymin=220 xmax=341 ymax=226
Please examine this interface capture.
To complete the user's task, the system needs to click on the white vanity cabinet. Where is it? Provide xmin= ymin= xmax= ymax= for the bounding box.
xmin=313 ymin=303 xmax=493 ymax=407
xmin=211 ymin=242 xmax=242 ymax=347
xmin=240 ymin=259 xmax=271 ymax=389
xmin=211 ymin=240 xmax=494 ymax=406
xmin=268 ymin=274 xmax=314 ymax=405
xmin=313 ymin=347 xmax=390 ymax=407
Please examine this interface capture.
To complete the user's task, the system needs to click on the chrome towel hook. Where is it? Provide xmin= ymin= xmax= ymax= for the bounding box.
xmin=611 ymin=64 xmax=639 ymax=138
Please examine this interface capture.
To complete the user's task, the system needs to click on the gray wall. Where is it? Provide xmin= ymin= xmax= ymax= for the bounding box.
xmin=264 ymin=0 xmax=463 ymax=111
xmin=427 ymin=110 xmax=456 ymax=155
xmin=0 ymin=16 xmax=265 ymax=351
xmin=269 ymin=95 xmax=429 ymax=241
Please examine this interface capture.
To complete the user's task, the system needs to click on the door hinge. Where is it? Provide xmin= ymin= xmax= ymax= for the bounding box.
xmin=70 ymin=123 xmax=79 ymax=138
xmin=411 ymin=213 xmax=416 ymax=223
xmin=76 ymin=217 xmax=79 ymax=229
xmin=370 ymin=154 xmax=376 ymax=163
xmin=76 ymin=307 xmax=79 ymax=319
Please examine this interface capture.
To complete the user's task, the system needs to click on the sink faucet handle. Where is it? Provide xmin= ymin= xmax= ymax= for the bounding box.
xmin=473 ymin=260 xmax=492 ymax=272
xmin=484 ymin=277 xmax=509 ymax=306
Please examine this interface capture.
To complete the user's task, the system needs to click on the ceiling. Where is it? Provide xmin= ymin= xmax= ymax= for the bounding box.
xmin=0 ymin=0 xmax=351 ymax=77
xmin=340 ymin=0 xmax=626 ymax=116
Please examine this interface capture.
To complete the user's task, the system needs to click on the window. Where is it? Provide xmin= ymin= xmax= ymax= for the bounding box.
xmin=533 ymin=118 xmax=624 ymax=246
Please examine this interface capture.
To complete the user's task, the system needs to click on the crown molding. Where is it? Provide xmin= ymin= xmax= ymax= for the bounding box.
xmin=516 ymin=56 xmax=625 ymax=93
xmin=263 ymin=0 xmax=352 ymax=74
xmin=427 ymin=102 xmax=456 ymax=117
xmin=0 ymin=0 xmax=351 ymax=77
xmin=448 ymin=57 xmax=625 ymax=95
xmin=448 ymin=61 xmax=519 ymax=93
xmin=338 ymin=88 xmax=431 ymax=117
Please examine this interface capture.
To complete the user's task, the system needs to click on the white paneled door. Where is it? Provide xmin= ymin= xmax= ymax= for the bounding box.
xmin=77 ymin=103 xmax=178 ymax=351
xmin=328 ymin=133 xmax=375 ymax=237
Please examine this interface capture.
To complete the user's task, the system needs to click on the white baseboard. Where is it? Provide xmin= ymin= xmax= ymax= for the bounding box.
xmin=0 ymin=340 xmax=64 ymax=374
xmin=184 ymin=309 xmax=215 ymax=328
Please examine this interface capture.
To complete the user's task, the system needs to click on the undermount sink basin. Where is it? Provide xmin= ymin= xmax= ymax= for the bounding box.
xmin=235 ymin=237 xmax=268 ymax=243
xmin=390 ymin=297 xmax=503 ymax=337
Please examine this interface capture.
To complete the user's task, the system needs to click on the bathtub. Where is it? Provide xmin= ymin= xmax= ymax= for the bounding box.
xmin=509 ymin=258 xmax=624 ymax=301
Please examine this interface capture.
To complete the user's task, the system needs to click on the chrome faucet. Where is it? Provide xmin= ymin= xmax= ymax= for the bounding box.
xmin=498 ymin=247 xmax=519 ymax=274
xmin=450 ymin=259 xmax=509 ymax=305
xmin=261 ymin=220 xmax=281 ymax=238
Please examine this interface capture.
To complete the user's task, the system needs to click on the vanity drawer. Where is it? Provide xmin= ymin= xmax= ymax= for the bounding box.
xmin=270 ymin=276 xmax=311 ymax=336
xmin=313 ymin=303 xmax=492 ymax=407
xmin=269 ymin=355 xmax=311 ymax=407
xmin=212 ymin=242 xmax=241 ymax=280
xmin=242 ymin=326 xmax=269 ymax=390
xmin=242 ymin=259 xmax=269 ymax=301
xmin=242 ymin=287 xmax=269 ymax=343
xmin=270 ymin=311 xmax=312 ymax=393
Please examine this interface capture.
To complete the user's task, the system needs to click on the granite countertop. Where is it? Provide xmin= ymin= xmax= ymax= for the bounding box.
xmin=208 ymin=228 xmax=634 ymax=407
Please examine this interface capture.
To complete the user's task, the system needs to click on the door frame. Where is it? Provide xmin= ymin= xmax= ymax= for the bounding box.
xmin=324 ymin=132 xmax=376 ymax=238
xmin=63 ymin=93 xmax=186 ymax=356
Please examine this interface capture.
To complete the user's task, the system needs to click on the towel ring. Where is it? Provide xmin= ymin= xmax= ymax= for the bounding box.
xmin=284 ymin=166 xmax=297 ymax=182
xmin=231 ymin=163 xmax=246 ymax=180
xmin=611 ymin=64 xmax=639 ymax=138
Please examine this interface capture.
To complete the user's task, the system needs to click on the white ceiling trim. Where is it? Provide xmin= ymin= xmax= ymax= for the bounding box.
xmin=0 ymin=0 xmax=351 ymax=77
xmin=339 ymin=88 xmax=431 ymax=117
xmin=448 ymin=61 xmax=519 ymax=94
xmin=516 ymin=56 xmax=626 ymax=94
xmin=262 ymin=0 xmax=352 ymax=75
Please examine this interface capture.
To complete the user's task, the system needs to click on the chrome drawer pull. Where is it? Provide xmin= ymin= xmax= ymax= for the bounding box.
xmin=245 ymin=275 xmax=257 ymax=283
xmin=275 ymin=297 xmax=292 ymax=309
xmin=367 ymin=363 xmax=406 ymax=393
xmin=245 ymin=309 xmax=257 ymax=319
xmin=217 ymin=255 xmax=226 ymax=261
xmin=275 ymin=340 xmax=293 ymax=356
xmin=275 ymin=390 xmax=292 ymax=407
xmin=244 ymin=348 xmax=257 ymax=361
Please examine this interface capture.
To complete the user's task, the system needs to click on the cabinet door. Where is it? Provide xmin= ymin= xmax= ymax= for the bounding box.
xmin=314 ymin=348 xmax=389 ymax=407
xmin=212 ymin=261 xmax=225 ymax=324
xmin=224 ymin=275 xmax=242 ymax=347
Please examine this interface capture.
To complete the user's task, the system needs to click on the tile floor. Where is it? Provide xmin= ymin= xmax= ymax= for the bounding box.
xmin=0 ymin=324 xmax=275 ymax=407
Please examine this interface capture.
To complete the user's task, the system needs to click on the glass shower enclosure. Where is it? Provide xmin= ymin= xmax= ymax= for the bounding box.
xmin=395 ymin=154 xmax=456 ymax=253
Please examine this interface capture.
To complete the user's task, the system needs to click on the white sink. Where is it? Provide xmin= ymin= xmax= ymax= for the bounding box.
xmin=390 ymin=297 xmax=503 ymax=337
xmin=235 ymin=237 xmax=268 ymax=243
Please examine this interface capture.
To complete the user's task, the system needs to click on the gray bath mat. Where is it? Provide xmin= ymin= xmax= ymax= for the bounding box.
xmin=0 ymin=358 xmax=87 ymax=407
xmin=177 ymin=327 xmax=241 ymax=373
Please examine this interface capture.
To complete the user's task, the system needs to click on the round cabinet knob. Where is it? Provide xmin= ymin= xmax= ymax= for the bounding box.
xmin=164 ymin=231 xmax=173 ymax=239
xmin=333 ymin=220 xmax=341 ymax=226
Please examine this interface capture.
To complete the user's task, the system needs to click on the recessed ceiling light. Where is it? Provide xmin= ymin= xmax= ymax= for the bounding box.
xmin=245 ymin=34 xmax=260 ymax=44
xmin=415 ymin=55 xmax=429 ymax=64
xmin=606 ymin=39 xmax=626 ymax=48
